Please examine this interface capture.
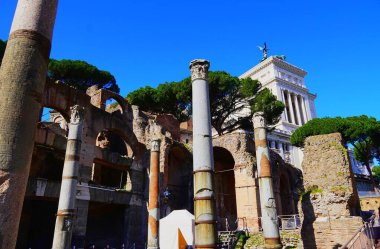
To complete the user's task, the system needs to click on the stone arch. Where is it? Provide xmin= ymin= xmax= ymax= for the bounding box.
xmin=213 ymin=146 xmax=238 ymax=231
xmin=161 ymin=143 xmax=193 ymax=217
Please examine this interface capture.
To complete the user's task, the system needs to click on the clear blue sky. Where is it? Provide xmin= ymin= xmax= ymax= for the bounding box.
xmin=1 ymin=1 xmax=379 ymax=120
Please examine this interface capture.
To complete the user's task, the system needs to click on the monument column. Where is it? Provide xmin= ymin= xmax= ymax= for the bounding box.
xmin=147 ymin=139 xmax=161 ymax=249
xmin=293 ymin=94 xmax=302 ymax=125
xmin=286 ymin=91 xmax=295 ymax=124
xmin=52 ymin=105 xmax=85 ymax=249
xmin=301 ymin=96 xmax=309 ymax=123
xmin=0 ymin=1 xmax=58 ymax=248
xmin=253 ymin=112 xmax=282 ymax=249
xmin=190 ymin=59 xmax=217 ymax=249
xmin=280 ymin=89 xmax=289 ymax=122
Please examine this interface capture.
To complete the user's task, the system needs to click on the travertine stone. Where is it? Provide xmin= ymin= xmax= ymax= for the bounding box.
xmin=300 ymin=133 xmax=361 ymax=248
xmin=0 ymin=1 xmax=58 ymax=248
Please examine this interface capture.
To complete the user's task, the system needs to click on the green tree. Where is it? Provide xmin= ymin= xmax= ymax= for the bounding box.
xmin=291 ymin=115 xmax=380 ymax=191
xmin=48 ymin=59 xmax=120 ymax=93
xmin=127 ymin=71 xmax=284 ymax=135
xmin=372 ymin=166 xmax=380 ymax=178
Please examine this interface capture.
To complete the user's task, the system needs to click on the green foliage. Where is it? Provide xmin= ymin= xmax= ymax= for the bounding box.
xmin=290 ymin=116 xmax=380 ymax=147
xmin=48 ymin=59 xmax=120 ymax=93
xmin=0 ymin=39 xmax=6 ymax=65
xmin=372 ymin=166 xmax=380 ymax=178
xmin=127 ymin=71 xmax=284 ymax=135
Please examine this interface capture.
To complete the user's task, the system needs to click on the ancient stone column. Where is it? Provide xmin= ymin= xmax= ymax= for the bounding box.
xmin=52 ymin=105 xmax=85 ymax=249
xmin=190 ymin=59 xmax=217 ymax=249
xmin=0 ymin=1 xmax=58 ymax=248
xmin=147 ymin=139 xmax=161 ymax=249
xmin=253 ymin=112 xmax=282 ymax=249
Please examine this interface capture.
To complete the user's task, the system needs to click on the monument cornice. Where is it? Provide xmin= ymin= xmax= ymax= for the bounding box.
xmin=240 ymin=56 xmax=307 ymax=79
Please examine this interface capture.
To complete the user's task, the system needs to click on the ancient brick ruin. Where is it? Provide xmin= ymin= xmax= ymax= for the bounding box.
xmin=300 ymin=133 xmax=362 ymax=248
xmin=10 ymin=79 xmax=303 ymax=248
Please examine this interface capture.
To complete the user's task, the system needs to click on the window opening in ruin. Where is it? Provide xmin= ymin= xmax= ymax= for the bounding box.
xmin=214 ymin=147 xmax=237 ymax=231
xmin=92 ymin=130 xmax=133 ymax=190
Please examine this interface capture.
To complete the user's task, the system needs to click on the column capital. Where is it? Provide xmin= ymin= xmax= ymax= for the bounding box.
xmin=70 ymin=105 xmax=85 ymax=124
xmin=189 ymin=59 xmax=210 ymax=81
xmin=253 ymin=112 xmax=266 ymax=129
xmin=151 ymin=139 xmax=161 ymax=152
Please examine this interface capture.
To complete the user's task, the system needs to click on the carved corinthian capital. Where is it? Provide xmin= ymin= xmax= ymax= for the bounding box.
xmin=70 ymin=105 xmax=85 ymax=124
xmin=253 ymin=112 xmax=266 ymax=129
xmin=189 ymin=59 xmax=210 ymax=81
xmin=151 ymin=139 xmax=161 ymax=152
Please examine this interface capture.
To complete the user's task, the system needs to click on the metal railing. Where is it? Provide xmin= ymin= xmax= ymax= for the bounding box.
xmin=341 ymin=215 xmax=376 ymax=249
xmin=278 ymin=214 xmax=301 ymax=230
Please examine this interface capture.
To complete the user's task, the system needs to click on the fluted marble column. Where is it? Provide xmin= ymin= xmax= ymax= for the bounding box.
xmin=280 ymin=89 xmax=288 ymax=122
xmin=293 ymin=94 xmax=302 ymax=125
xmin=286 ymin=91 xmax=295 ymax=125
xmin=190 ymin=59 xmax=217 ymax=249
xmin=147 ymin=139 xmax=161 ymax=249
xmin=300 ymin=96 xmax=308 ymax=123
xmin=0 ymin=1 xmax=58 ymax=248
xmin=253 ymin=112 xmax=282 ymax=249
xmin=52 ymin=105 xmax=85 ymax=249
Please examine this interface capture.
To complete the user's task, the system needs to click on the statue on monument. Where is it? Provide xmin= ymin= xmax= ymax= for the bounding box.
xmin=258 ymin=42 xmax=269 ymax=61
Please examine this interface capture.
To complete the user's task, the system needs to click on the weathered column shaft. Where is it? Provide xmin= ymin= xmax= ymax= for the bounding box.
xmin=147 ymin=139 xmax=160 ymax=249
xmin=190 ymin=59 xmax=217 ymax=249
xmin=52 ymin=105 xmax=85 ymax=249
xmin=253 ymin=112 xmax=281 ymax=249
xmin=0 ymin=1 xmax=58 ymax=248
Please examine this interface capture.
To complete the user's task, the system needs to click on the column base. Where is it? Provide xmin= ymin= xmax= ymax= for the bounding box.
xmin=264 ymin=237 xmax=282 ymax=249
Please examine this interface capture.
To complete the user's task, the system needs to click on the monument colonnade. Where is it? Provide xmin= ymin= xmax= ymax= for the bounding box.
xmin=280 ymin=88 xmax=310 ymax=125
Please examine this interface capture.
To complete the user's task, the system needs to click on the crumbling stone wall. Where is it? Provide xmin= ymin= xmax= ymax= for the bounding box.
xmin=300 ymin=133 xmax=362 ymax=248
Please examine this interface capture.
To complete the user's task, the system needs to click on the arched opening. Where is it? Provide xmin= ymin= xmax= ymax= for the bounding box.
xmin=213 ymin=147 xmax=237 ymax=231
xmin=279 ymin=172 xmax=295 ymax=215
xmin=16 ymin=107 xmax=68 ymax=248
xmin=163 ymin=145 xmax=193 ymax=216
xmin=105 ymin=97 xmax=124 ymax=116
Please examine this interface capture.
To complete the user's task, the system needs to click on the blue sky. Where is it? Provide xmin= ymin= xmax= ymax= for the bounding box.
xmin=1 ymin=1 xmax=379 ymax=120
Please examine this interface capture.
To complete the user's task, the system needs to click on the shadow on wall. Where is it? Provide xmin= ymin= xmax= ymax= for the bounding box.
xmin=300 ymin=192 xmax=317 ymax=249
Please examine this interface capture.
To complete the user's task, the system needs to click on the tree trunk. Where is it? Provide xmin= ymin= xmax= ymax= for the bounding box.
xmin=365 ymin=162 xmax=379 ymax=193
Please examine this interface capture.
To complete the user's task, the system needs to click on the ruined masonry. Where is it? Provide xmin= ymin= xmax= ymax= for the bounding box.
xmin=300 ymin=133 xmax=362 ymax=248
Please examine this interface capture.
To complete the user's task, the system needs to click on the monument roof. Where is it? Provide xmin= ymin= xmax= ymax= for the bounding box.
xmin=240 ymin=56 xmax=307 ymax=79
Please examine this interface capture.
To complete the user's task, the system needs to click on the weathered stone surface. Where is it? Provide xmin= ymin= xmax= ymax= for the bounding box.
xmin=300 ymin=133 xmax=362 ymax=248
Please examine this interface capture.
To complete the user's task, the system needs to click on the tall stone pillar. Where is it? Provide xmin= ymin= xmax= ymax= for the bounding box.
xmin=190 ymin=59 xmax=217 ymax=249
xmin=253 ymin=112 xmax=282 ymax=249
xmin=0 ymin=1 xmax=58 ymax=248
xmin=286 ymin=91 xmax=296 ymax=125
xmin=52 ymin=105 xmax=85 ymax=249
xmin=147 ymin=139 xmax=160 ymax=249
xmin=293 ymin=94 xmax=302 ymax=125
